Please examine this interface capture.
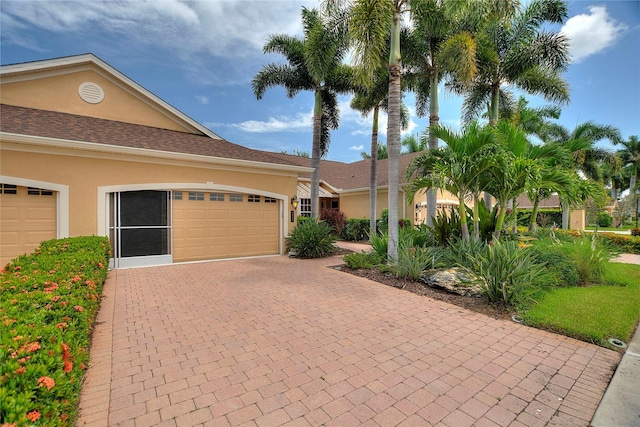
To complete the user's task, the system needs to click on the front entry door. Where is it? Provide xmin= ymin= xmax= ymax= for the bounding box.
xmin=110 ymin=190 xmax=172 ymax=268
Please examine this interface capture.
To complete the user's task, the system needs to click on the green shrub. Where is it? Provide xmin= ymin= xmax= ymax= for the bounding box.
xmin=597 ymin=212 xmax=613 ymax=228
xmin=287 ymin=220 xmax=337 ymax=258
xmin=632 ymin=228 xmax=640 ymax=237
xmin=341 ymin=218 xmax=370 ymax=242
xmin=0 ymin=236 xmax=110 ymax=426
xmin=400 ymin=225 xmax=430 ymax=248
xmin=320 ymin=208 xmax=346 ymax=235
xmin=393 ymin=241 xmax=442 ymax=281
xmin=369 ymin=233 xmax=388 ymax=258
xmin=469 ymin=240 xmax=549 ymax=306
xmin=530 ymin=242 xmax=580 ymax=287
xmin=426 ymin=210 xmax=461 ymax=246
xmin=376 ymin=208 xmax=409 ymax=234
xmin=597 ymin=232 xmax=640 ymax=254
xmin=343 ymin=251 xmax=384 ymax=269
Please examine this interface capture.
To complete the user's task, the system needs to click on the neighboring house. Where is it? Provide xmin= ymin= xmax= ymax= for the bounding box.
xmin=0 ymin=54 xmax=310 ymax=268
xmin=269 ymin=152 xmax=461 ymax=224
xmin=515 ymin=194 xmax=586 ymax=230
xmin=0 ymin=54 xmax=463 ymax=268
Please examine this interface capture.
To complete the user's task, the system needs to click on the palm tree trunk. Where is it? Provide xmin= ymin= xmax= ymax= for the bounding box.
xmin=369 ymin=105 xmax=379 ymax=236
xmin=494 ymin=202 xmax=508 ymax=239
xmin=484 ymin=86 xmax=500 ymax=210
xmin=511 ymin=198 xmax=518 ymax=234
xmin=426 ymin=69 xmax=439 ymax=227
xmin=529 ymin=197 xmax=540 ymax=233
xmin=387 ymin=10 xmax=402 ymax=261
xmin=459 ymin=193 xmax=470 ymax=243
xmin=311 ymin=90 xmax=323 ymax=219
xmin=473 ymin=195 xmax=480 ymax=242
xmin=562 ymin=204 xmax=570 ymax=229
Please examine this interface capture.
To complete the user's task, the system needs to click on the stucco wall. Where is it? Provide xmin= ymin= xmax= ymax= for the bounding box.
xmin=340 ymin=189 xmax=411 ymax=220
xmin=1 ymin=69 xmax=192 ymax=132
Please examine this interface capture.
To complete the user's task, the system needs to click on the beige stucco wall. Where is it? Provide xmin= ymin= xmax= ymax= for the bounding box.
xmin=1 ymin=69 xmax=192 ymax=132
xmin=570 ymin=209 xmax=586 ymax=231
xmin=1 ymin=144 xmax=298 ymax=248
xmin=340 ymin=189 xmax=411 ymax=220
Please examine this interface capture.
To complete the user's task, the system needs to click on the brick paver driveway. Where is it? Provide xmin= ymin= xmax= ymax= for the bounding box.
xmin=77 ymin=255 xmax=620 ymax=426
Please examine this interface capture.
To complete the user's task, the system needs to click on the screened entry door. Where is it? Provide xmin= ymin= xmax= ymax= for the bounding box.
xmin=110 ymin=190 xmax=172 ymax=268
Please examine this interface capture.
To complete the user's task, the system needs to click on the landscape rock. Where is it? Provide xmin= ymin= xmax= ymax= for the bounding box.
xmin=420 ymin=268 xmax=484 ymax=297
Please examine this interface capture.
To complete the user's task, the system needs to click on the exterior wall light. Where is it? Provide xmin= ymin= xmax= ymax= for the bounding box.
xmin=291 ymin=195 xmax=299 ymax=209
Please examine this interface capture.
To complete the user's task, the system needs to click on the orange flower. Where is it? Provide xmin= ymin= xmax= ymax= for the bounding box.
xmin=63 ymin=360 xmax=73 ymax=373
xmin=25 ymin=410 xmax=40 ymax=422
xmin=15 ymin=367 xmax=26 ymax=375
xmin=26 ymin=342 xmax=40 ymax=352
xmin=37 ymin=376 xmax=55 ymax=391
xmin=73 ymin=305 xmax=84 ymax=312
xmin=56 ymin=322 xmax=68 ymax=329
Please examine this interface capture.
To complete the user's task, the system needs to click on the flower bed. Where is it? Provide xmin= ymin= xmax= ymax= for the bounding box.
xmin=0 ymin=236 xmax=110 ymax=426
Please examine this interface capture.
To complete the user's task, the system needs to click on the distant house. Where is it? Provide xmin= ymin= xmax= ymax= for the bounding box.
xmin=0 ymin=54 xmax=464 ymax=268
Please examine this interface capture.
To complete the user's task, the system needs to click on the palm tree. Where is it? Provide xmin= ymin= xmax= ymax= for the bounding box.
xmin=407 ymin=122 xmax=498 ymax=242
xmin=404 ymin=0 xmax=479 ymax=227
xmin=361 ymin=144 xmax=388 ymax=160
xmin=325 ymin=0 xmax=411 ymax=260
xmin=616 ymin=135 xmax=640 ymax=192
xmin=253 ymin=7 xmax=352 ymax=219
xmin=457 ymin=0 xmax=570 ymax=125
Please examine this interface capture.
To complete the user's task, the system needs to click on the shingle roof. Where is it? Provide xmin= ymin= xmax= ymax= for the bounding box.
xmin=268 ymin=151 xmax=424 ymax=190
xmin=0 ymin=104 xmax=298 ymax=166
xmin=516 ymin=194 xmax=561 ymax=209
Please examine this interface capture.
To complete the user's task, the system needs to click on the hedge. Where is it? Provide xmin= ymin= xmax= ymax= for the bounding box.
xmin=0 ymin=236 xmax=110 ymax=426
xmin=556 ymin=229 xmax=640 ymax=255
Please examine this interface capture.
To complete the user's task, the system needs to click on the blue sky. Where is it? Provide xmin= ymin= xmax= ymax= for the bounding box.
xmin=1 ymin=0 xmax=638 ymax=163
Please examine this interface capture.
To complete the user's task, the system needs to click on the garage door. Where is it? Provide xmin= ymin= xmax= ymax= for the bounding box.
xmin=172 ymin=191 xmax=279 ymax=262
xmin=0 ymin=184 xmax=57 ymax=266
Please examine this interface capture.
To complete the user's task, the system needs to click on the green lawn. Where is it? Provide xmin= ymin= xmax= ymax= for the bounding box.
xmin=522 ymin=262 xmax=640 ymax=349
xmin=585 ymin=224 xmax=635 ymax=231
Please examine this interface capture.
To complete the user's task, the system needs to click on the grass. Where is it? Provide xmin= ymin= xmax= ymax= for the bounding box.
xmin=585 ymin=224 xmax=635 ymax=231
xmin=522 ymin=262 xmax=640 ymax=349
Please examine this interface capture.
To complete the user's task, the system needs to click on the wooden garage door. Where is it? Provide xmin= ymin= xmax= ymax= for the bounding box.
xmin=0 ymin=184 xmax=57 ymax=266
xmin=172 ymin=192 xmax=279 ymax=262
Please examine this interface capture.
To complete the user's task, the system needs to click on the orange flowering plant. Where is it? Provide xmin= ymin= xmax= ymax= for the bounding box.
xmin=0 ymin=236 xmax=110 ymax=426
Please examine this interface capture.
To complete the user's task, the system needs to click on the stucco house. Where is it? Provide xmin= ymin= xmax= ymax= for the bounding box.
xmin=0 ymin=54 xmax=460 ymax=268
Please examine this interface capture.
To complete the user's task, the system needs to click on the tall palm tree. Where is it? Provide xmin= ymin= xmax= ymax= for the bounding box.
xmin=404 ymin=0 xmax=479 ymax=227
xmin=253 ymin=7 xmax=352 ymax=219
xmin=457 ymin=0 xmax=570 ymax=125
xmin=407 ymin=122 xmax=498 ymax=242
xmin=325 ymin=0 xmax=411 ymax=260
xmin=616 ymin=135 xmax=640 ymax=192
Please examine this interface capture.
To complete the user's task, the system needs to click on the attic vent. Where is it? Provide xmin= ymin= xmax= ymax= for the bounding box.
xmin=78 ymin=82 xmax=104 ymax=104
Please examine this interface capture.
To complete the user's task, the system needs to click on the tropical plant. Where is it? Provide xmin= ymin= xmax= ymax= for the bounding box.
xmin=361 ymin=143 xmax=388 ymax=160
xmin=407 ymin=122 xmax=497 ymax=242
xmin=286 ymin=220 xmax=337 ymax=258
xmin=615 ymin=135 xmax=640 ymax=192
xmin=469 ymin=240 xmax=549 ymax=306
xmin=343 ymin=251 xmax=385 ymax=269
xmin=324 ymin=0 xmax=413 ymax=261
xmin=253 ymin=7 xmax=352 ymax=219
xmin=341 ymin=218 xmax=370 ymax=241
xmin=320 ymin=208 xmax=346 ymax=235
xmin=393 ymin=238 xmax=441 ymax=281
xmin=426 ymin=209 xmax=462 ymax=246
xmin=404 ymin=0 xmax=479 ymax=226
xmin=369 ymin=232 xmax=388 ymax=258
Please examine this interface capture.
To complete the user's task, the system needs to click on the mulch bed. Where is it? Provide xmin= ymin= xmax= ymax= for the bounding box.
xmin=330 ymin=248 xmax=512 ymax=321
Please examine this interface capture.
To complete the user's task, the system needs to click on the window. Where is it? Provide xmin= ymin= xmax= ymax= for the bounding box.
xmin=230 ymin=193 xmax=243 ymax=202
xmin=331 ymin=200 xmax=339 ymax=210
xmin=0 ymin=184 xmax=17 ymax=194
xmin=210 ymin=193 xmax=225 ymax=201
xmin=173 ymin=191 xmax=183 ymax=200
xmin=248 ymin=195 xmax=260 ymax=203
xmin=27 ymin=187 xmax=53 ymax=196
xmin=188 ymin=192 xmax=204 ymax=201
xmin=264 ymin=197 xmax=277 ymax=204
xmin=300 ymin=198 xmax=311 ymax=217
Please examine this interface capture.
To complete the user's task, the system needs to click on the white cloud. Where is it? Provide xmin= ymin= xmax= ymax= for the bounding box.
xmin=561 ymin=6 xmax=628 ymax=63
xmin=195 ymin=95 xmax=209 ymax=105
xmin=349 ymin=145 xmax=364 ymax=151
xmin=211 ymin=111 xmax=312 ymax=133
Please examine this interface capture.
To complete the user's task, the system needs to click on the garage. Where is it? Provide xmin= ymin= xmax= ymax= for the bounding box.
xmin=0 ymin=184 xmax=57 ymax=266
xmin=172 ymin=191 xmax=280 ymax=262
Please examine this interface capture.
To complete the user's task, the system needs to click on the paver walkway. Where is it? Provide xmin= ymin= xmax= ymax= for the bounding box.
xmin=77 ymin=255 xmax=620 ymax=426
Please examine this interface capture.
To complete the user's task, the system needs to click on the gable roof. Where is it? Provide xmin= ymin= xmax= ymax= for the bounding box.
xmin=0 ymin=104 xmax=304 ymax=168
xmin=0 ymin=53 xmax=221 ymax=139
xmin=268 ymin=151 xmax=424 ymax=191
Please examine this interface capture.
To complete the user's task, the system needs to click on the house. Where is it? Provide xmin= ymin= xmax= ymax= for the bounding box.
xmin=0 ymin=54 xmax=460 ymax=268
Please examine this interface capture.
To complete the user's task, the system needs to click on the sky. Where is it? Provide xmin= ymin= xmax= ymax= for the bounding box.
xmin=1 ymin=0 xmax=638 ymax=163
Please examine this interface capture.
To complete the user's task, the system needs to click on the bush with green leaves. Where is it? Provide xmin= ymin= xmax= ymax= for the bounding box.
xmin=598 ymin=232 xmax=640 ymax=254
xmin=0 ymin=236 xmax=110 ymax=426
xmin=597 ymin=212 xmax=613 ymax=228
xmin=426 ymin=210 xmax=461 ymax=246
xmin=341 ymin=218 xmax=369 ymax=241
xmin=343 ymin=251 xmax=384 ymax=269
xmin=392 ymin=235 xmax=443 ymax=281
xmin=467 ymin=240 xmax=549 ymax=306
xmin=369 ymin=233 xmax=388 ymax=258
xmin=287 ymin=220 xmax=337 ymax=258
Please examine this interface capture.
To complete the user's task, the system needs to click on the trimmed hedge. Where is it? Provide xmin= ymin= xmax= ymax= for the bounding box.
xmin=0 ymin=236 xmax=110 ymax=426
xmin=556 ymin=229 xmax=640 ymax=255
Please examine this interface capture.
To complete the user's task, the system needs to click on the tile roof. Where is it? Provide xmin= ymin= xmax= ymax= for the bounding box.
xmin=0 ymin=104 xmax=298 ymax=166
xmin=516 ymin=194 xmax=561 ymax=209
xmin=268 ymin=151 xmax=424 ymax=190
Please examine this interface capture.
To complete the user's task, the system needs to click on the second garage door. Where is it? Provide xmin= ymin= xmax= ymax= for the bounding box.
xmin=172 ymin=191 xmax=280 ymax=262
